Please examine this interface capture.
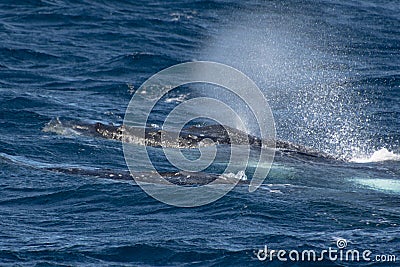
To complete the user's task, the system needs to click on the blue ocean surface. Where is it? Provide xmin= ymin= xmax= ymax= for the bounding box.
xmin=0 ymin=0 xmax=399 ymax=266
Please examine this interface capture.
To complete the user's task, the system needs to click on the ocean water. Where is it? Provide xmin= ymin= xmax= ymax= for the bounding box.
xmin=0 ymin=0 xmax=399 ymax=266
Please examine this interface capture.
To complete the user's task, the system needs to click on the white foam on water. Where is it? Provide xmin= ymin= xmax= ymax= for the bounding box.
xmin=350 ymin=148 xmax=400 ymax=163
xmin=221 ymin=170 xmax=248 ymax=181
xmin=42 ymin=118 xmax=80 ymax=136
xmin=164 ymin=93 xmax=189 ymax=103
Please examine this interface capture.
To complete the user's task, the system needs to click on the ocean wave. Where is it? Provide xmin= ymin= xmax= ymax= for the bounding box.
xmin=352 ymin=178 xmax=400 ymax=194
xmin=77 ymin=243 xmax=251 ymax=265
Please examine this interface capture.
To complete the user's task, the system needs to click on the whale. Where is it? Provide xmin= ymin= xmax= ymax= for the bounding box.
xmin=43 ymin=118 xmax=339 ymax=160
xmin=0 ymin=151 xmax=248 ymax=186
xmin=45 ymin=166 xmax=248 ymax=185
